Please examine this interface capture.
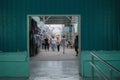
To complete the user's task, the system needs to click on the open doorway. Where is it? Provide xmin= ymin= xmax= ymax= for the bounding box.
xmin=27 ymin=15 xmax=81 ymax=61
xmin=27 ymin=15 xmax=81 ymax=80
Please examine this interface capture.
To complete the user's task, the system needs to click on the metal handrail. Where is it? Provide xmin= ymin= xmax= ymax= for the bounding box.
xmin=90 ymin=62 xmax=109 ymax=80
xmin=90 ymin=52 xmax=120 ymax=74
xmin=90 ymin=51 xmax=120 ymax=80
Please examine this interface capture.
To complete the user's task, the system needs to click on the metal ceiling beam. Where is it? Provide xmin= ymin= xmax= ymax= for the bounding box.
xmin=39 ymin=16 xmax=73 ymax=24
xmin=44 ymin=16 xmax=51 ymax=22
xmin=66 ymin=16 xmax=72 ymax=21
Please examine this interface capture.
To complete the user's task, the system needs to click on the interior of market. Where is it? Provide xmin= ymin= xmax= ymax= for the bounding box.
xmin=29 ymin=15 xmax=79 ymax=60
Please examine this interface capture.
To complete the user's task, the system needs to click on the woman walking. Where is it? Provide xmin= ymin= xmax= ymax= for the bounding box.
xmin=51 ymin=36 xmax=56 ymax=51
xmin=56 ymin=37 xmax=60 ymax=52
xmin=60 ymin=36 xmax=66 ymax=54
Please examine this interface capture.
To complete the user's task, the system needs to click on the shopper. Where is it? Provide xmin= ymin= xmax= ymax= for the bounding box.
xmin=44 ymin=37 xmax=49 ymax=51
xmin=51 ymin=36 xmax=56 ymax=51
xmin=56 ymin=37 xmax=60 ymax=52
xmin=60 ymin=36 xmax=66 ymax=54
xmin=74 ymin=35 xmax=78 ymax=56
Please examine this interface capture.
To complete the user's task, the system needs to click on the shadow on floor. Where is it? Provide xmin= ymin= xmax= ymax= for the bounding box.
xmin=0 ymin=77 xmax=28 ymax=80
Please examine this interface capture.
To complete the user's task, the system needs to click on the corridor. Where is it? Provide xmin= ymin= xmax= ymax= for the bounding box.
xmin=29 ymin=48 xmax=80 ymax=80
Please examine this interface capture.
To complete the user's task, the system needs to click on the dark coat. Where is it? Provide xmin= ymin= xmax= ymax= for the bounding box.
xmin=74 ymin=35 xmax=78 ymax=48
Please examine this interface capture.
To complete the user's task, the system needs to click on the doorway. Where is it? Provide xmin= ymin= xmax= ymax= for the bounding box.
xmin=27 ymin=15 xmax=81 ymax=80
xmin=27 ymin=15 xmax=81 ymax=59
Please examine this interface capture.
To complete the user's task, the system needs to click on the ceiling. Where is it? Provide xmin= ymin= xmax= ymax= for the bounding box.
xmin=39 ymin=16 xmax=78 ymax=24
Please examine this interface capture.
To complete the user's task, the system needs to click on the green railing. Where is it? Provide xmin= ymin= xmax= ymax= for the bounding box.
xmin=90 ymin=52 xmax=120 ymax=80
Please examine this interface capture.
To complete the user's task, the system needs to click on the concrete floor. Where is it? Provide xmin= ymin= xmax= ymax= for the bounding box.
xmin=1 ymin=48 xmax=81 ymax=80
xmin=29 ymin=48 xmax=80 ymax=80
xmin=29 ymin=61 xmax=80 ymax=80
xmin=30 ymin=48 xmax=78 ymax=61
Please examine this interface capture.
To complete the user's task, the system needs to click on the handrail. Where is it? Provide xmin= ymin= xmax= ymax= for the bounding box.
xmin=90 ymin=51 xmax=120 ymax=80
xmin=90 ymin=62 xmax=109 ymax=80
xmin=90 ymin=52 xmax=120 ymax=74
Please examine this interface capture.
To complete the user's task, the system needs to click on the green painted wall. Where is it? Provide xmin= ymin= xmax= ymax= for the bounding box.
xmin=0 ymin=0 xmax=120 ymax=51
xmin=80 ymin=51 xmax=120 ymax=79
xmin=0 ymin=0 xmax=120 ymax=78
xmin=0 ymin=52 xmax=29 ymax=77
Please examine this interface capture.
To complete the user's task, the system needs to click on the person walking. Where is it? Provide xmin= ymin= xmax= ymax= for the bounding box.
xmin=74 ymin=35 xmax=78 ymax=56
xmin=56 ymin=37 xmax=60 ymax=52
xmin=60 ymin=36 xmax=66 ymax=54
xmin=44 ymin=37 xmax=49 ymax=51
xmin=51 ymin=36 xmax=56 ymax=51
